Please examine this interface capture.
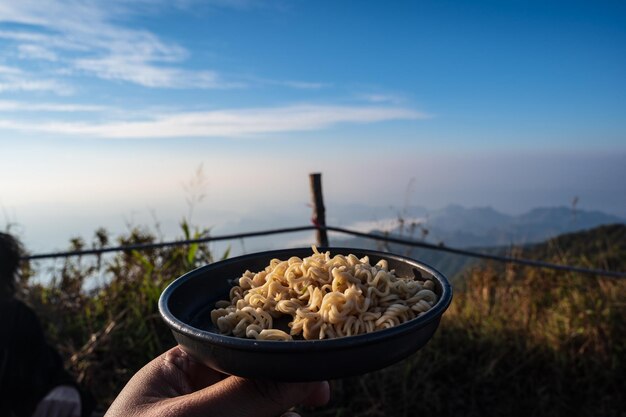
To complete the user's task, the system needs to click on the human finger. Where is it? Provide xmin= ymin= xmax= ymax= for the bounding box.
xmin=106 ymin=345 xmax=224 ymax=415
xmin=163 ymin=346 xmax=225 ymax=389
xmin=300 ymin=380 xmax=330 ymax=407
xmin=175 ymin=377 xmax=330 ymax=417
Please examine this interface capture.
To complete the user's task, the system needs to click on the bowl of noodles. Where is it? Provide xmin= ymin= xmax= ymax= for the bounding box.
xmin=159 ymin=247 xmax=452 ymax=381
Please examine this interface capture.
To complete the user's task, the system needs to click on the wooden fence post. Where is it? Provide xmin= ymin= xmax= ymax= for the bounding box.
xmin=309 ymin=173 xmax=329 ymax=247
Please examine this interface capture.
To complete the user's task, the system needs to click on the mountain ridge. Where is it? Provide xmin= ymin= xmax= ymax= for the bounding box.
xmin=331 ymin=204 xmax=624 ymax=248
xmin=328 ymin=204 xmax=624 ymax=280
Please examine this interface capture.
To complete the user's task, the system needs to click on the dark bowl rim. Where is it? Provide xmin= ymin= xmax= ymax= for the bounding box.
xmin=158 ymin=247 xmax=453 ymax=352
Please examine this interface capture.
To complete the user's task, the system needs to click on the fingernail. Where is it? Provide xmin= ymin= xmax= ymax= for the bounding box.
xmin=164 ymin=347 xmax=188 ymax=371
xmin=319 ymin=380 xmax=331 ymax=403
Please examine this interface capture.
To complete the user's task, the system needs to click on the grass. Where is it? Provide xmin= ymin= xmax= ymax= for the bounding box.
xmin=18 ymin=223 xmax=626 ymax=416
xmin=312 ymin=262 xmax=625 ymax=417
xmin=20 ymin=220 xmax=218 ymax=405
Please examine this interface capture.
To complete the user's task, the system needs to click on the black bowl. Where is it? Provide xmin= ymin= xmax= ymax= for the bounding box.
xmin=158 ymin=247 xmax=452 ymax=381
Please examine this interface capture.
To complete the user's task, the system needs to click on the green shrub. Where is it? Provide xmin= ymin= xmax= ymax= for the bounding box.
xmin=21 ymin=220 xmax=225 ymax=405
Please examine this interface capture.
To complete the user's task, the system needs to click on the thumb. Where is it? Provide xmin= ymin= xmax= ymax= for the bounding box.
xmin=177 ymin=376 xmax=330 ymax=417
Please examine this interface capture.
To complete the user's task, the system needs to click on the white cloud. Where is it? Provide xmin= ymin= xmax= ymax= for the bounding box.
xmin=18 ymin=44 xmax=58 ymax=61
xmin=279 ymin=80 xmax=330 ymax=89
xmin=0 ymin=100 xmax=107 ymax=112
xmin=73 ymin=56 xmax=240 ymax=89
xmin=244 ymin=74 xmax=331 ymax=90
xmin=0 ymin=65 xmax=72 ymax=95
xmin=0 ymin=65 xmax=23 ymax=75
xmin=256 ymin=78 xmax=331 ymax=90
xmin=0 ymin=75 xmax=72 ymax=95
xmin=0 ymin=104 xmax=428 ymax=138
xmin=0 ymin=66 xmax=72 ymax=95
xmin=357 ymin=93 xmax=405 ymax=104
xmin=0 ymin=1 xmax=327 ymax=91
xmin=342 ymin=218 xmax=428 ymax=234
xmin=0 ymin=0 xmax=236 ymax=89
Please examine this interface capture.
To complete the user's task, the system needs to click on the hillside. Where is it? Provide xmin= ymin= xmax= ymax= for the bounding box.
xmin=330 ymin=204 xmax=624 ymax=248
xmin=331 ymin=223 xmax=626 ymax=281
xmin=521 ymin=223 xmax=626 ymax=271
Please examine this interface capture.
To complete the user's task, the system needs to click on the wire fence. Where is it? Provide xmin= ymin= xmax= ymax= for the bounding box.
xmin=21 ymin=224 xmax=626 ymax=279
xmin=23 ymin=226 xmax=316 ymax=260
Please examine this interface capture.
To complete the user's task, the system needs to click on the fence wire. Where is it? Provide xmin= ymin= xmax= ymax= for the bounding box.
xmin=23 ymin=225 xmax=316 ymax=260
xmin=323 ymin=226 xmax=626 ymax=279
xmin=20 ymin=224 xmax=626 ymax=279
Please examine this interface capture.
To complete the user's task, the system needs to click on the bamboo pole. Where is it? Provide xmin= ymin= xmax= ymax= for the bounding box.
xmin=309 ymin=173 xmax=329 ymax=247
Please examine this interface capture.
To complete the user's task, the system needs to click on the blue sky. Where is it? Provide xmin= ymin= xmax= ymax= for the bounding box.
xmin=1 ymin=0 xmax=625 ymax=251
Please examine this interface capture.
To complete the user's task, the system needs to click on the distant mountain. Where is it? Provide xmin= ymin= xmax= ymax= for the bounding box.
xmin=333 ymin=204 xmax=624 ymax=248
xmin=329 ymin=205 xmax=624 ymax=280
xmin=427 ymin=204 xmax=513 ymax=234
